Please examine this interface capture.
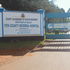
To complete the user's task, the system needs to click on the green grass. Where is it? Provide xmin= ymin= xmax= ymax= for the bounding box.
xmin=0 ymin=41 xmax=41 ymax=50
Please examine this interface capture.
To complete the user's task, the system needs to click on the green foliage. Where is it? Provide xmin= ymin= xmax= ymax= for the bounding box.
xmin=0 ymin=0 xmax=65 ymax=12
xmin=0 ymin=41 xmax=41 ymax=50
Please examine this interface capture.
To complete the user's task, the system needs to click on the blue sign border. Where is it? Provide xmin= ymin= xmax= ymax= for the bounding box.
xmin=2 ymin=10 xmax=44 ymax=37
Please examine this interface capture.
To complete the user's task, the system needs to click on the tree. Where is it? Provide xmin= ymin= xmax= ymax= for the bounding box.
xmin=0 ymin=0 xmax=65 ymax=12
xmin=68 ymin=8 xmax=70 ymax=12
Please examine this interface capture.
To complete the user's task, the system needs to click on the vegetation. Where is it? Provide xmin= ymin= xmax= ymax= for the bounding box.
xmin=0 ymin=0 xmax=65 ymax=12
xmin=0 ymin=0 xmax=65 ymax=23
xmin=0 ymin=41 xmax=41 ymax=50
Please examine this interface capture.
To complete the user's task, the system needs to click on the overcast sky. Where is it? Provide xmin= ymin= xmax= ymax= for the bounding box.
xmin=54 ymin=0 xmax=70 ymax=12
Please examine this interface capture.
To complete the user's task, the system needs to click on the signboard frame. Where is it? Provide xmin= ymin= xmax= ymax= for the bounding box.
xmin=2 ymin=10 xmax=44 ymax=37
xmin=0 ymin=12 xmax=3 ymax=37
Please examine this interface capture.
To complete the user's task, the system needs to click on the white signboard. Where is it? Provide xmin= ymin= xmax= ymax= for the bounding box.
xmin=0 ymin=12 xmax=2 ymax=37
xmin=48 ymin=24 xmax=53 ymax=28
xmin=3 ymin=12 xmax=41 ymax=37
xmin=53 ymin=23 xmax=67 ymax=28
xmin=48 ymin=23 xmax=68 ymax=29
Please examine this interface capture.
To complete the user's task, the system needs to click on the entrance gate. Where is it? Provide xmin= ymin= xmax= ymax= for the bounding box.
xmin=46 ymin=13 xmax=70 ymax=39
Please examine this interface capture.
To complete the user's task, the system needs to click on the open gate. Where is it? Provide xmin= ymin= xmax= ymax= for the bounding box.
xmin=46 ymin=13 xmax=70 ymax=39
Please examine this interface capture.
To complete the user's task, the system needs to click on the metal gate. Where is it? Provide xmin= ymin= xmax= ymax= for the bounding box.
xmin=46 ymin=13 xmax=70 ymax=39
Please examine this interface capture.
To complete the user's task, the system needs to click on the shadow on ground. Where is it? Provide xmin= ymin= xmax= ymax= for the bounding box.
xmin=31 ymin=40 xmax=70 ymax=52
xmin=31 ymin=48 xmax=70 ymax=52
xmin=0 ymin=41 xmax=41 ymax=56
xmin=0 ymin=37 xmax=42 ymax=56
xmin=0 ymin=48 xmax=31 ymax=56
xmin=44 ymin=44 xmax=70 ymax=46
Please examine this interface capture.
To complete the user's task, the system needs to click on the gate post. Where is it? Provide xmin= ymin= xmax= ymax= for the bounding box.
xmin=0 ymin=8 xmax=4 ymax=37
xmin=37 ymin=9 xmax=46 ymax=40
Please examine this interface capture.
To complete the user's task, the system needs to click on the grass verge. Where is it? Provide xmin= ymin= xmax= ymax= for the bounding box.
xmin=0 ymin=41 xmax=41 ymax=50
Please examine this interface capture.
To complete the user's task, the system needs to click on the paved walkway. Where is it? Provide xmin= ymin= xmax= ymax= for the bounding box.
xmin=0 ymin=39 xmax=70 ymax=70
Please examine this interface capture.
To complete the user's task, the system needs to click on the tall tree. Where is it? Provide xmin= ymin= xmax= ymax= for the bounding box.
xmin=0 ymin=0 xmax=65 ymax=12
